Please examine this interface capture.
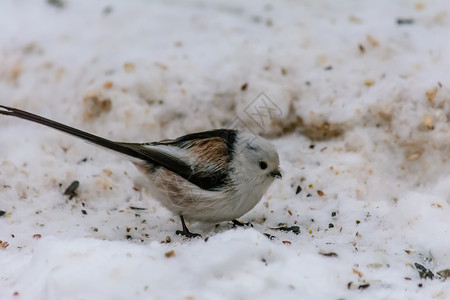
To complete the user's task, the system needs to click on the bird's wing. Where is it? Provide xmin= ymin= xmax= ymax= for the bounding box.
xmin=122 ymin=129 xmax=238 ymax=191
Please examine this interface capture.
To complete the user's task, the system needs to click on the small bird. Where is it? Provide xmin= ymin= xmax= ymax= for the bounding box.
xmin=0 ymin=105 xmax=282 ymax=237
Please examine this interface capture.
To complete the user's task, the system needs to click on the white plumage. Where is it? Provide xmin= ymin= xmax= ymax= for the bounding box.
xmin=0 ymin=105 xmax=281 ymax=237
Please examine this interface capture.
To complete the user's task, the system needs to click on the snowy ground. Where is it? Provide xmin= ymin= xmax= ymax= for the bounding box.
xmin=1 ymin=0 xmax=450 ymax=299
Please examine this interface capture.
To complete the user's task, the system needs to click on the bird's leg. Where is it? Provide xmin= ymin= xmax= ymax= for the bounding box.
xmin=231 ymin=220 xmax=253 ymax=227
xmin=176 ymin=215 xmax=201 ymax=238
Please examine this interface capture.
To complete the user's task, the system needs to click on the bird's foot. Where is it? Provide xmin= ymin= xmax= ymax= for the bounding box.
xmin=176 ymin=229 xmax=201 ymax=238
xmin=177 ymin=215 xmax=201 ymax=238
xmin=231 ymin=219 xmax=253 ymax=227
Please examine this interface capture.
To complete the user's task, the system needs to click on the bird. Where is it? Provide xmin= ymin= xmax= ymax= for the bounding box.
xmin=0 ymin=105 xmax=282 ymax=237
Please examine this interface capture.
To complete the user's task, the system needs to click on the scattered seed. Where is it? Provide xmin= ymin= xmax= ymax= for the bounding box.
xmin=270 ymin=226 xmax=300 ymax=235
xmin=129 ymin=206 xmax=147 ymax=210
xmin=397 ymin=18 xmax=414 ymax=25
xmin=231 ymin=220 xmax=253 ymax=227
xmin=63 ymin=180 xmax=79 ymax=198
xmin=263 ymin=233 xmax=276 ymax=240
xmin=359 ymin=44 xmax=365 ymax=53
xmin=77 ymin=157 xmax=88 ymax=164
xmin=423 ymin=114 xmax=435 ymax=130
xmin=353 ymin=268 xmax=363 ymax=277
xmin=329 ymin=223 xmax=334 ymax=228
xmin=81 ymin=210 xmax=87 ymax=215
xmin=358 ymin=284 xmax=370 ymax=290
xmin=165 ymin=250 xmax=175 ymax=258
xmin=103 ymin=81 xmax=113 ymax=89
xmin=415 ymin=263 xmax=434 ymax=279
xmin=123 ymin=62 xmax=135 ymax=72
xmin=319 ymin=252 xmax=338 ymax=257
xmin=364 ymin=79 xmax=375 ymax=86
xmin=437 ymin=269 xmax=450 ymax=278
xmin=241 ymin=83 xmax=248 ymax=91
xmin=102 ymin=5 xmax=113 ymax=15
xmin=317 ymin=190 xmax=324 ymax=196
xmin=415 ymin=3 xmax=425 ymax=10
xmin=366 ymin=35 xmax=379 ymax=47
xmin=47 ymin=0 xmax=65 ymax=8
xmin=295 ymin=186 xmax=302 ymax=194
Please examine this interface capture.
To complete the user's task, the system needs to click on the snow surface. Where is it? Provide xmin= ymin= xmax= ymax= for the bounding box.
xmin=1 ymin=0 xmax=450 ymax=299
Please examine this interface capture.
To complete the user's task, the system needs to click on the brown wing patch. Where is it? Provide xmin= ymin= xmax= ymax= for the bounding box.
xmin=187 ymin=137 xmax=229 ymax=170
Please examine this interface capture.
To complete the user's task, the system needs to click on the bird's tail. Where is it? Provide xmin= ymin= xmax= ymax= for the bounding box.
xmin=0 ymin=105 xmax=195 ymax=180
xmin=0 ymin=105 xmax=149 ymax=161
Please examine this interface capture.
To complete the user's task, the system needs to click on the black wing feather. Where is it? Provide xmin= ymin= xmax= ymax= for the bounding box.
xmin=154 ymin=129 xmax=237 ymax=152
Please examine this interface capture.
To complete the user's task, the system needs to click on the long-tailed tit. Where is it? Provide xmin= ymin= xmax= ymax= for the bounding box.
xmin=0 ymin=105 xmax=282 ymax=237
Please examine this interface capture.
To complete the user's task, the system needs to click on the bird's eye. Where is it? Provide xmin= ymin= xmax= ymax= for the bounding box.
xmin=259 ymin=161 xmax=268 ymax=170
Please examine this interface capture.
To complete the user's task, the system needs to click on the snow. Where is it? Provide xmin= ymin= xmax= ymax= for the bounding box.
xmin=1 ymin=0 xmax=450 ymax=299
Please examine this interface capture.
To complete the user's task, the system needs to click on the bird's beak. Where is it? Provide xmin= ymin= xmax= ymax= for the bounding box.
xmin=270 ymin=170 xmax=282 ymax=179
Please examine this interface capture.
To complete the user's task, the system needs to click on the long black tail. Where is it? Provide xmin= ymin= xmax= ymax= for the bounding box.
xmin=0 ymin=105 xmax=195 ymax=180
xmin=0 ymin=105 xmax=149 ymax=161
